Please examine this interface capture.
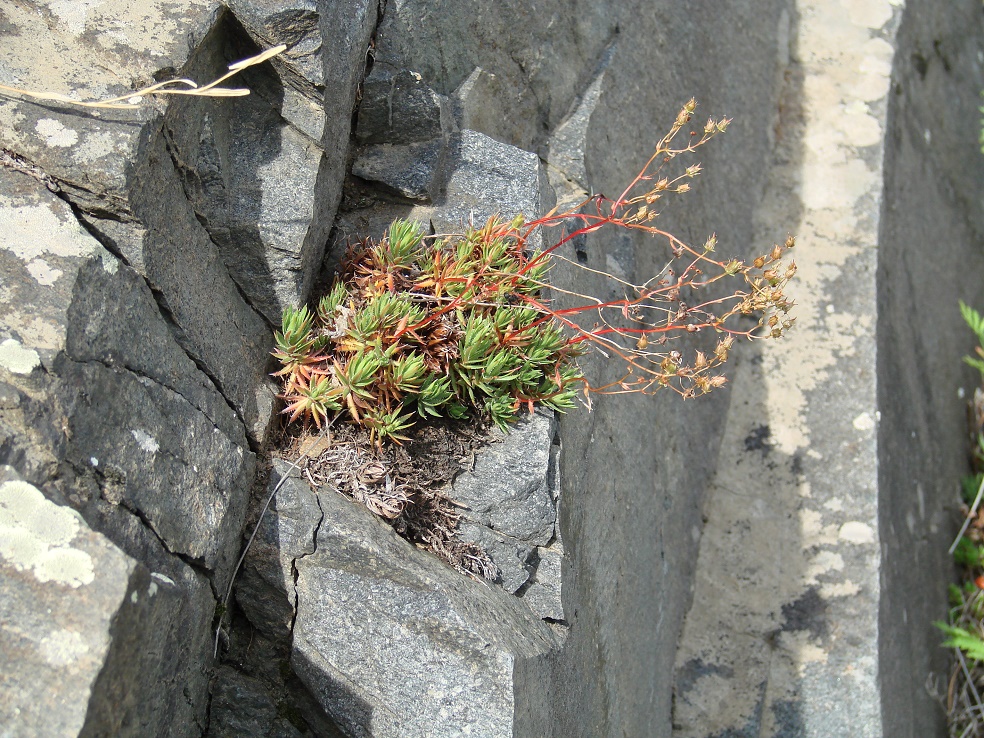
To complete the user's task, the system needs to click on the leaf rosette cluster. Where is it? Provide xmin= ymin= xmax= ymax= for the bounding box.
xmin=273 ymin=217 xmax=584 ymax=442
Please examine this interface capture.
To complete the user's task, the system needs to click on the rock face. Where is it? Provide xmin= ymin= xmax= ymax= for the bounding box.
xmin=0 ymin=0 xmax=373 ymax=734
xmin=293 ymin=478 xmax=559 ymax=738
xmin=0 ymin=162 xmax=244 ymax=735
xmin=3 ymin=0 xmax=959 ymax=737
xmin=451 ymin=410 xmax=561 ymax=599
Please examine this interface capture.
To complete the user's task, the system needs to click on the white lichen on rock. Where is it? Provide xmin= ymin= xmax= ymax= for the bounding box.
xmin=0 ymin=338 xmax=40 ymax=375
xmin=0 ymin=480 xmax=95 ymax=587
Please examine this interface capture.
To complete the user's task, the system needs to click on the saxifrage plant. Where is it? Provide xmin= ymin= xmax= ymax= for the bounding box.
xmin=273 ymin=99 xmax=797 ymax=443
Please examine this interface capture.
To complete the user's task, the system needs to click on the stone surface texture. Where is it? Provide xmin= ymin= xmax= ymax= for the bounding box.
xmin=671 ymin=1 xmax=983 ymax=738
xmin=0 ymin=0 xmax=969 ymax=736
xmin=451 ymin=410 xmax=560 ymax=596
xmin=292 ymin=483 xmax=559 ymax=738
xmin=878 ymin=1 xmax=984 ymax=736
xmin=671 ymin=0 xmax=898 ymax=733
xmin=0 ymin=0 xmax=374 ymax=734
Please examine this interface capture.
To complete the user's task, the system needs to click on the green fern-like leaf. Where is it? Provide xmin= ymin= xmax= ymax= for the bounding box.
xmin=937 ymin=621 xmax=984 ymax=661
xmin=961 ymin=300 xmax=984 ymax=346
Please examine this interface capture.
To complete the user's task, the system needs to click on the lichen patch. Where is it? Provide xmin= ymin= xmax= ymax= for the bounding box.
xmin=0 ymin=480 xmax=95 ymax=587
xmin=131 ymin=429 xmax=160 ymax=454
xmin=838 ymin=521 xmax=875 ymax=544
xmin=26 ymin=258 xmax=63 ymax=286
xmin=38 ymin=628 xmax=89 ymax=667
xmin=35 ymin=118 xmax=79 ymax=148
xmin=0 ymin=338 xmax=40 ymax=375
xmin=0 ymin=201 xmax=97 ymax=262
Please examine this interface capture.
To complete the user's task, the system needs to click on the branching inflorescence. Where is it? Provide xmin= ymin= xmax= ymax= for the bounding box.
xmin=273 ymin=99 xmax=796 ymax=442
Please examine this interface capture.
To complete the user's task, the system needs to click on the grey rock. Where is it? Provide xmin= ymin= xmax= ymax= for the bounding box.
xmin=450 ymin=67 xmax=538 ymax=150
xmin=542 ymin=46 xmax=612 ymax=190
xmin=450 ymin=410 xmax=558 ymax=592
xmin=227 ymin=0 xmax=380 ymax=322
xmin=79 ymin=529 xmax=216 ymax=738
xmin=207 ymin=666 xmax=304 ymax=738
xmin=519 ymin=543 xmax=565 ymax=623
xmin=0 ymin=167 xmax=255 ymax=587
xmin=0 ymin=158 xmax=245 ymax=733
xmin=162 ymin=22 xmax=331 ymax=326
xmin=0 ymin=467 xmax=139 ymax=737
xmin=292 ymin=487 xmax=558 ymax=738
xmin=356 ymin=68 xmax=448 ymax=145
xmin=224 ymin=0 xmax=325 ymax=89
xmin=0 ymin=2 xmax=376 ymax=438
xmin=0 ymin=16 xmax=278 ymax=440
xmin=236 ymin=461 xmax=322 ymax=640
xmin=370 ymin=0 xmax=619 ymax=141
xmin=78 ymin=126 xmax=277 ymax=444
xmin=352 ymin=139 xmax=445 ymax=201
xmin=0 ymin=466 xmax=215 ymax=738
xmin=430 ymin=130 xmax=546 ymax=236
xmin=449 ymin=412 xmax=556 ymax=535
xmin=0 ymin=0 xmax=221 ymax=215
xmin=54 ymin=358 xmax=252 ymax=577
xmin=457 ymin=519 xmax=537 ymax=593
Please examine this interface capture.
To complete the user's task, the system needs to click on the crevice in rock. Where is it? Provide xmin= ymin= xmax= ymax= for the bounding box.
xmin=65 ymin=454 xmax=222 ymax=599
xmin=50 ymin=164 xmax=260 ymax=450
xmin=68 ymin=205 xmax=133 ymax=267
xmin=115 ymin=493 xmax=220 ymax=600
xmin=69 ymin=354 xmax=236 ymax=441
xmin=289 ymin=488 xmax=325 ymax=633
xmin=144 ymin=282 xmax=254 ymax=443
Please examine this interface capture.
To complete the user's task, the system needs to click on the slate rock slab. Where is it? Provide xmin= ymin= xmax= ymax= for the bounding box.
xmin=0 ymin=148 xmax=247 ymax=733
xmin=236 ymin=460 xmax=323 ymax=641
xmin=430 ymin=130 xmax=546 ymax=237
xmin=451 ymin=410 xmax=559 ymax=594
xmin=0 ymin=166 xmax=255 ymax=587
xmin=0 ymin=469 xmax=137 ymax=737
xmin=292 ymin=486 xmax=559 ymax=738
xmin=207 ymin=665 xmax=305 ymax=738
xmin=356 ymin=67 xmax=448 ymax=145
xmin=352 ymin=139 xmax=445 ymax=202
xmin=0 ymin=466 xmax=215 ymax=738
xmin=450 ymin=67 xmax=538 ymax=150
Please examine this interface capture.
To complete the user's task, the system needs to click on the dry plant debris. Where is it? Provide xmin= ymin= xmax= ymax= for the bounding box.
xmin=278 ymin=415 xmax=500 ymax=579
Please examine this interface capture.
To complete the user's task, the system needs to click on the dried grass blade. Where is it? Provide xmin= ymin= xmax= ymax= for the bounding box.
xmin=0 ymin=44 xmax=285 ymax=111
